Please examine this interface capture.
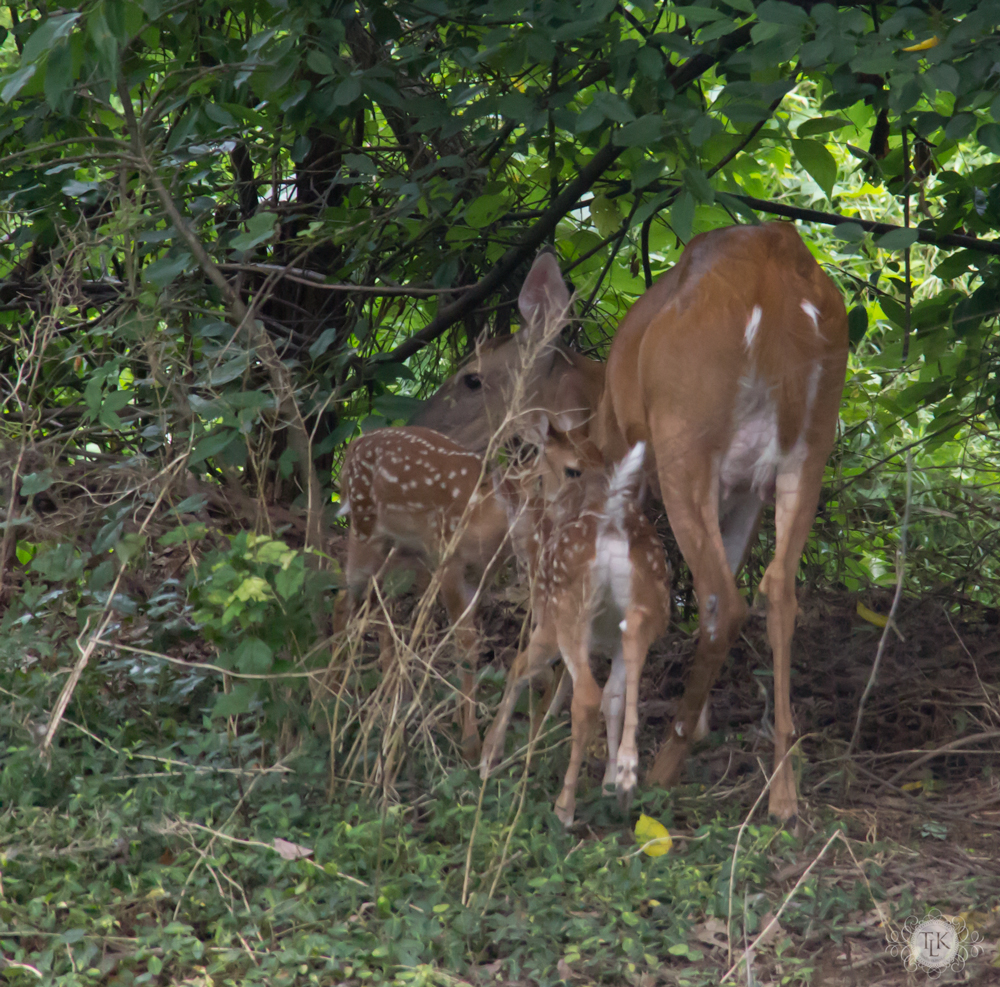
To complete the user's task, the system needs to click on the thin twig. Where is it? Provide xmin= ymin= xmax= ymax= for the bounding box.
xmin=845 ymin=454 xmax=912 ymax=761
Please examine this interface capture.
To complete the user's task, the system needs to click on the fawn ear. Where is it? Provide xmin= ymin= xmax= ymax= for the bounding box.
xmin=517 ymin=252 xmax=571 ymax=342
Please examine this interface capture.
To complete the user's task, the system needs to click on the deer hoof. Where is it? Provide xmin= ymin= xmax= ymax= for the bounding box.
xmin=553 ymin=793 xmax=575 ymax=828
xmin=616 ymin=754 xmax=638 ymax=808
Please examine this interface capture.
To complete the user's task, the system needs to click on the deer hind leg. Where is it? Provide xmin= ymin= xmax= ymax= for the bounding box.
xmin=439 ymin=563 xmax=483 ymax=761
xmin=334 ymin=532 xmax=387 ymax=634
xmin=646 ymin=464 xmax=748 ymax=788
xmin=613 ymin=612 xmax=658 ymax=808
xmin=554 ymin=616 xmax=600 ymax=828
xmin=757 ymin=455 xmax=827 ymax=821
xmin=480 ymin=622 xmax=559 ymax=777
xmin=601 ymin=650 xmax=626 ymax=793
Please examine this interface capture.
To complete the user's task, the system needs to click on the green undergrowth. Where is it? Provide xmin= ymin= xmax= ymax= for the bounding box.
xmin=1 ymin=678 xmax=897 ymax=987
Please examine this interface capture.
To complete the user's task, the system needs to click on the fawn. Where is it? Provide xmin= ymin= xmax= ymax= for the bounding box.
xmin=481 ymin=442 xmax=672 ymax=826
xmin=333 ymin=424 xmax=590 ymax=758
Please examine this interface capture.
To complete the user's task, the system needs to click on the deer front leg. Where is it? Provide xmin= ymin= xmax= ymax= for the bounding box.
xmin=601 ymin=651 xmax=626 ymax=793
xmin=480 ymin=623 xmax=559 ymax=777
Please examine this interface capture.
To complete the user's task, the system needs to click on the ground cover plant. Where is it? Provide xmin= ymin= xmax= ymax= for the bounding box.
xmin=2 ymin=0 xmax=1000 ymax=982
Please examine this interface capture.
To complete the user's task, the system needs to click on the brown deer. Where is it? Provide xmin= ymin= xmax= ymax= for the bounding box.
xmin=426 ymin=223 xmax=849 ymax=821
xmin=333 ymin=425 xmax=590 ymax=758
xmin=411 ymin=252 xmax=605 ymax=454
xmin=481 ymin=441 xmax=671 ymax=826
xmin=593 ymin=222 xmax=849 ymax=820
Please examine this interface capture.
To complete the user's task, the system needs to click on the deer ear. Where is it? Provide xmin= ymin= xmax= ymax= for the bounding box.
xmin=518 ymin=252 xmax=571 ymax=338
xmin=517 ymin=410 xmax=552 ymax=449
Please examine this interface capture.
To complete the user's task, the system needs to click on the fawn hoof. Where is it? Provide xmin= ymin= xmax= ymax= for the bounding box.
xmin=616 ymin=753 xmax=638 ymax=809
xmin=553 ymin=793 xmax=575 ymax=828
xmin=601 ymin=759 xmax=618 ymax=795
xmin=768 ymin=789 xmax=799 ymax=824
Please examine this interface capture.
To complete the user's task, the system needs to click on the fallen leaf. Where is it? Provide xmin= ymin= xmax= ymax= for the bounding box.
xmin=634 ymin=814 xmax=672 ymax=856
xmin=273 ymin=837 xmax=313 ymax=860
xmin=856 ymin=601 xmax=887 ymax=627
xmin=692 ymin=917 xmax=728 ymax=950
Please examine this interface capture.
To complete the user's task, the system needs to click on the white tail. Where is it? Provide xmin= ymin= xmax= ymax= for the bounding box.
xmin=333 ymin=425 xmax=593 ymax=758
xmin=480 ymin=441 xmax=671 ymax=826
xmin=602 ymin=440 xmax=646 ymax=531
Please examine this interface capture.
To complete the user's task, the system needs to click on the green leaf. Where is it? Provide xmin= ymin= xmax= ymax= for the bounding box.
xmin=275 ymin=561 xmax=305 ymax=600
xmin=1 ymin=65 xmax=37 ymax=103
xmin=373 ymin=394 xmax=424 ymax=422
xmin=756 ymin=0 xmax=808 ymax=24
xmin=208 ymin=355 xmax=249 ymax=386
xmin=158 ymin=522 xmax=208 ymax=546
xmin=671 ymin=191 xmax=695 ymax=243
xmin=877 ymin=227 xmax=919 ymax=250
xmin=847 ymin=305 xmax=868 ymax=345
xmin=88 ymin=8 xmax=119 ymax=70
xmin=831 ymin=222 xmax=866 ymax=242
xmin=43 ymin=40 xmax=73 ymax=111
xmin=977 ymin=124 xmax=1000 ymax=156
xmin=673 ymin=5 xmax=726 ymax=24
xmin=23 ymin=13 xmax=81 ymax=63
xmin=683 ymin=167 xmax=715 ymax=204
xmin=615 ymin=114 xmax=663 ymax=147
xmin=20 ymin=471 xmax=54 ymax=496
xmin=791 ymin=139 xmax=837 ymax=198
xmin=230 ymin=211 xmax=278 ymax=252
xmin=61 ymin=179 xmax=100 ymax=198
xmin=465 ymin=194 xmax=508 ymax=228
xmin=796 ymin=116 xmax=850 ymax=138
xmin=143 ymin=251 xmax=193 ymax=289
xmin=590 ymin=194 xmax=622 ymax=237
xmin=333 ymin=76 xmax=362 ymax=106
xmin=879 ymin=295 xmax=907 ymax=328
xmin=306 ymin=49 xmax=334 ymax=76
xmin=234 ymin=638 xmax=273 ymax=674
xmin=212 ymin=684 xmax=255 ymax=718
xmin=590 ymin=91 xmax=635 ymax=124
xmin=631 ymin=158 xmax=664 ymax=190
xmin=190 ymin=430 xmax=237 ymax=465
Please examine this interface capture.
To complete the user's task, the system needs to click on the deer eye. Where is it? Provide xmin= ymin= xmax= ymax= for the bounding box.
xmin=564 ymin=467 xmax=582 ymax=479
xmin=462 ymin=373 xmax=483 ymax=390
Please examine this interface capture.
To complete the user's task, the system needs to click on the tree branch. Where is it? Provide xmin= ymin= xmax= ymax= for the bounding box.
xmin=385 ymin=23 xmax=754 ymax=365
xmin=733 ymin=193 xmax=1000 ymax=256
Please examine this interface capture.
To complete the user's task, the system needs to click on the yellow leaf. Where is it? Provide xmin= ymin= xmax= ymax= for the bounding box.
xmin=902 ymin=35 xmax=939 ymax=52
xmin=856 ymin=601 xmax=887 ymax=627
xmin=635 ymin=814 xmax=672 ymax=857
